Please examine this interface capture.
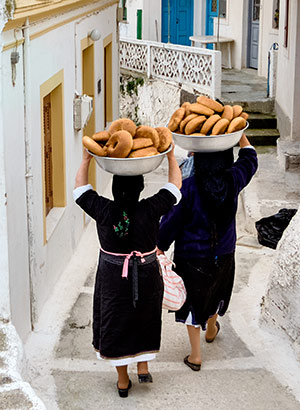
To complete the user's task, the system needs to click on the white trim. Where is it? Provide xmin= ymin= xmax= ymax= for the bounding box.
xmin=162 ymin=182 xmax=182 ymax=205
xmin=96 ymin=352 xmax=156 ymax=366
xmin=73 ymin=184 xmax=93 ymax=201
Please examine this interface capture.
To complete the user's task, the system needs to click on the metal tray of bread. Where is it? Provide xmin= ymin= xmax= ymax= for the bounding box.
xmin=172 ymin=122 xmax=249 ymax=152
xmin=88 ymin=145 xmax=172 ymax=176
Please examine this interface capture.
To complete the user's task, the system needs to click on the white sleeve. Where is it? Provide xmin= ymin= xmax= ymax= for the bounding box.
xmin=242 ymin=145 xmax=256 ymax=150
xmin=73 ymin=184 xmax=93 ymax=201
xmin=161 ymin=182 xmax=182 ymax=205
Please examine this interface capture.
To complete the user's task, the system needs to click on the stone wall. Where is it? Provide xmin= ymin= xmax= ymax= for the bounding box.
xmin=261 ymin=208 xmax=300 ymax=360
xmin=120 ymin=71 xmax=182 ymax=127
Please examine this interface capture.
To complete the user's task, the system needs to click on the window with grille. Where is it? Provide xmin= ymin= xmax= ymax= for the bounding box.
xmin=273 ymin=0 xmax=280 ymax=29
xmin=219 ymin=0 xmax=226 ymax=18
xmin=43 ymin=94 xmax=53 ymax=216
xmin=283 ymin=0 xmax=289 ymax=47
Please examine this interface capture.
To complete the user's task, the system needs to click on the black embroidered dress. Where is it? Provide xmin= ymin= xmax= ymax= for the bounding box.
xmin=75 ymin=185 xmax=177 ymax=363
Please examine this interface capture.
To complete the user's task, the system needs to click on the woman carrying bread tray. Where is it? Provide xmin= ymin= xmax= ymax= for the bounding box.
xmin=157 ymin=134 xmax=258 ymax=371
xmin=73 ymin=144 xmax=181 ymax=398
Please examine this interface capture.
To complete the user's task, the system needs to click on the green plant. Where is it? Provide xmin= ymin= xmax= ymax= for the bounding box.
xmin=4 ymin=0 xmax=15 ymax=18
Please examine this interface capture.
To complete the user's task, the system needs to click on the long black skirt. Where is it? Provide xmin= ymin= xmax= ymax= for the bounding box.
xmin=92 ymin=253 xmax=164 ymax=359
xmin=174 ymin=253 xmax=235 ymax=330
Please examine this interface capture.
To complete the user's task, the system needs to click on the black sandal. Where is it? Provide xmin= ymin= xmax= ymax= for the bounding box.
xmin=205 ymin=320 xmax=220 ymax=343
xmin=138 ymin=373 xmax=153 ymax=383
xmin=117 ymin=379 xmax=132 ymax=398
xmin=183 ymin=355 xmax=201 ymax=371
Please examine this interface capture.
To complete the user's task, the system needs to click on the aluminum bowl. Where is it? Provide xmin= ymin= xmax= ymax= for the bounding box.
xmin=88 ymin=145 xmax=172 ymax=176
xmin=172 ymin=122 xmax=249 ymax=153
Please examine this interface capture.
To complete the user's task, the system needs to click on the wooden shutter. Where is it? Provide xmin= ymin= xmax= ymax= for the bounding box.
xmin=43 ymin=94 xmax=53 ymax=216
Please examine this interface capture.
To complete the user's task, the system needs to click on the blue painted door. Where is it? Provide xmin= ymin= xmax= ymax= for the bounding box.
xmin=161 ymin=0 xmax=194 ymax=46
xmin=206 ymin=0 xmax=218 ymax=49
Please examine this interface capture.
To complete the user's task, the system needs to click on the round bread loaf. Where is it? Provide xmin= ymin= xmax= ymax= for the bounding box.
xmin=128 ymin=146 xmax=158 ymax=158
xmin=232 ymin=105 xmax=243 ymax=118
xmin=227 ymin=117 xmax=247 ymax=133
xmin=106 ymin=130 xmax=133 ymax=158
xmin=168 ymin=107 xmax=186 ymax=131
xmin=189 ymin=103 xmax=214 ymax=117
xmin=211 ymin=118 xmax=230 ymax=135
xmin=155 ymin=127 xmax=172 ymax=152
xmin=240 ymin=112 xmax=249 ymax=121
xmin=179 ymin=113 xmax=198 ymax=134
xmin=82 ymin=136 xmax=107 ymax=157
xmin=196 ymin=96 xmax=224 ymax=113
xmin=221 ymin=105 xmax=234 ymax=122
xmin=92 ymin=130 xmax=111 ymax=142
xmin=135 ymin=125 xmax=160 ymax=148
xmin=200 ymin=114 xmax=221 ymax=135
xmin=108 ymin=118 xmax=137 ymax=137
xmin=185 ymin=115 xmax=207 ymax=135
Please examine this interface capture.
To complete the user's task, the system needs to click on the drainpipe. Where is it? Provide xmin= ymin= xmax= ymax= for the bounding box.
xmin=22 ymin=17 xmax=36 ymax=329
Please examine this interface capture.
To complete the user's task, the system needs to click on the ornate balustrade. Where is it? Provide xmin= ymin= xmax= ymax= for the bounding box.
xmin=120 ymin=38 xmax=221 ymax=98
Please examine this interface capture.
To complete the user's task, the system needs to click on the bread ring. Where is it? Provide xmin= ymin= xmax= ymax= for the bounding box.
xmin=189 ymin=103 xmax=214 ymax=117
xmin=155 ymin=127 xmax=172 ymax=152
xmin=168 ymin=107 xmax=186 ymax=131
xmin=185 ymin=115 xmax=207 ymax=135
xmin=196 ymin=96 xmax=224 ymax=113
xmin=135 ymin=125 xmax=160 ymax=148
xmin=132 ymin=138 xmax=153 ymax=151
xmin=227 ymin=117 xmax=247 ymax=134
xmin=92 ymin=130 xmax=110 ymax=143
xmin=221 ymin=105 xmax=234 ymax=122
xmin=232 ymin=105 xmax=243 ymax=118
xmin=200 ymin=114 xmax=221 ymax=135
xmin=179 ymin=114 xmax=198 ymax=134
xmin=82 ymin=136 xmax=107 ymax=157
xmin=106 ymin=130 xmax=133 ymax=158
xmin=128 ymin=146 xmax=158 ymax=158
xmin=211 ymin=118 xmax=230 ymax=135
xmin=240 ymin=112 xmax=249 ymax=121
xmin=108 ymin=118 xmax=137 ymax=137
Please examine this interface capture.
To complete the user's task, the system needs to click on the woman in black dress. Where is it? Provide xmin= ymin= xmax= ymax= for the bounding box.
xmin=158 ymin=134 xmax=258 ymax=370
xmin=73 ymin=146 xmax=181 ymax=397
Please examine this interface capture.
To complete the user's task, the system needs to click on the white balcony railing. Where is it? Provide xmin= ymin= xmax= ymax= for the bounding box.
xmin=120 ymin=38 xmax=221 ymax=99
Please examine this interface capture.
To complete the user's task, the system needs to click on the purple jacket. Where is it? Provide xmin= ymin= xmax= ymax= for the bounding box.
xmin=157 ymin=147 xmax=258 ymax=258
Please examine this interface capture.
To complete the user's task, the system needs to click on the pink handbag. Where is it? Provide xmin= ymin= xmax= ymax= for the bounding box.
xmin=158 ymin=254 xmax=187 ymax=311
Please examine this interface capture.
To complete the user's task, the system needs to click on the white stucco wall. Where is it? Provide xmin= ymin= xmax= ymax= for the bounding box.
xmin=119 ymin=0 xmax=143 ymax=39
xmin=0 ymin=0 xmax=11 ymax=321
xmin=1 ymin=2 xmax=118 ymax=340
xmin=216 ymin=0 xmax=246 ymax=70
xmin=261 ymin=208 xmax=300 ymax=360
xmin=275 ymin=0 xmax=299 ymax=140
xmin=257 ymin=0 xmax=279 ymax=78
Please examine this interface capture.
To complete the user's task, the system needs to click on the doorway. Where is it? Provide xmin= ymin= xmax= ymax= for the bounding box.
xmin=82 ymin=40 xmax=96 ymax=188
xmin=248 ymin=0 xmax=260 ymax=69
xmin=161 ymin=0 xmax=194 ymax=46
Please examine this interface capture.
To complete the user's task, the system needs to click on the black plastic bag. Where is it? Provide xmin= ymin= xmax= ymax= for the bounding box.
xmin=255 ymin=208 xmax=298 ymax=249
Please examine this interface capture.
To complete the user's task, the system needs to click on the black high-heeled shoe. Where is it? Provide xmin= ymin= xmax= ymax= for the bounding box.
xmin=117 ymin=379 xmax=132 ymax=398
xmin=138 ymin=373 xmax=153 ymax=383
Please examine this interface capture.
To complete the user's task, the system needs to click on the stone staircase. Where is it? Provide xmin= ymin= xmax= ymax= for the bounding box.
xmin=245 ymin=112 xmax=280 ymax=146
xmin=221 ymin=68 xmax=280 ymax=147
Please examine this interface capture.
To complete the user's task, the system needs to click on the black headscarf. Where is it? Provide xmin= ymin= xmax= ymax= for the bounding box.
xmin=111 ymin=175 xmax=144 ymax=238
xmin=194 ymin=149 xmax=235 ymax=230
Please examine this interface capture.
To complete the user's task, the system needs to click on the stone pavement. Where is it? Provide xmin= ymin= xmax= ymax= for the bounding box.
xmin=20 ymin=146 xmax=300 ymax=410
